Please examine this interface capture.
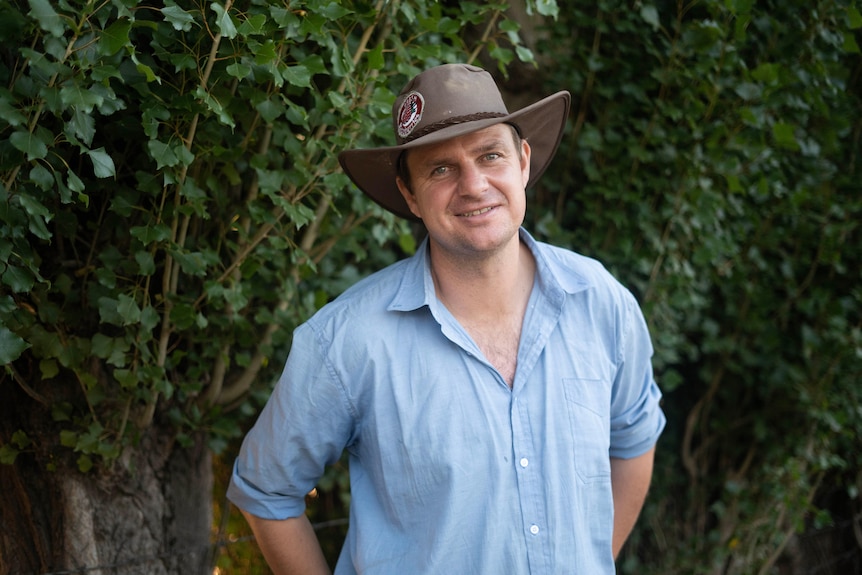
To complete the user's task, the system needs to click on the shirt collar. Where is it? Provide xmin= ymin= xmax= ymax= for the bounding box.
xmin=387 ymin=236 xmax=433 ymax=313
xmin=387 ymin=228 xmax=591 ymax=313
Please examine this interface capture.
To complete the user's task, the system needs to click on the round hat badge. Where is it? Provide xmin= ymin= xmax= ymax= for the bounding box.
xmin=397 ymin=91 xmax=424 ymax=139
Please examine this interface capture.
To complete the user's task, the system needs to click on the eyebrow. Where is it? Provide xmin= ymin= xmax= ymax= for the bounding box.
xmin=472 ymin=139 xmax=509 ymax=156
xmin=416 ymin=138 xmax=510 ymax=170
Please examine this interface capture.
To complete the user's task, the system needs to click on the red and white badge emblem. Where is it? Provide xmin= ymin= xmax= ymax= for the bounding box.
xmin=397 ymin=91 xmax=424 ymax=139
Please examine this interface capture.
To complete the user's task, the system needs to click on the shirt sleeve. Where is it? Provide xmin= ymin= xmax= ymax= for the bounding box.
xmin=608 ymin=290 xmax=666 ymax=459
xmin=227 ymin=321 xmax=355 ymax=520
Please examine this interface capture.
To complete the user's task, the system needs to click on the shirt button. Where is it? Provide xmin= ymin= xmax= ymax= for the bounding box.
xmin=530 ymin=524 xmax=540 ymax=535
xmin=519 ymin=458 xmax=529 ymax=468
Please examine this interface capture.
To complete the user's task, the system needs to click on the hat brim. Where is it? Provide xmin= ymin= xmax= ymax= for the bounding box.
xmin=338 ymin=91 xmax=571 ymax=221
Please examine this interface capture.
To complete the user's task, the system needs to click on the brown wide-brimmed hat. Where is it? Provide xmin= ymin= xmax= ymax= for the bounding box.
xmin=338 ymin=63 xmax=571 ymax=220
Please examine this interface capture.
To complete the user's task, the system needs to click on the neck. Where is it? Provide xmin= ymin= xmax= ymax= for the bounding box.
xmin=429 ymin=237 xmax=535 ymax=320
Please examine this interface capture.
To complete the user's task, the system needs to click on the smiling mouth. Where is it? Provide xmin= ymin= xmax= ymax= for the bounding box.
xmin=458 ymin=206 xmax=494 ymax=217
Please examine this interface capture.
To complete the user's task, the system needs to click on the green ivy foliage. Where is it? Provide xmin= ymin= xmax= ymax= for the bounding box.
xmin=0 ymin=0 xmax=542 ymax=471
xmin=3 ymin=0 xmax=861 ymax=571
xmin=528 ymin=0 xmax=861 ymax=572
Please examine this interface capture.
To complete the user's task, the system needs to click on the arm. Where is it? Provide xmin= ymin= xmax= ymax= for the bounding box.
xmin=240 ymin=509 xmax=331 ymax=575
xmin=610 ymin=445 xmax=656 ymax=558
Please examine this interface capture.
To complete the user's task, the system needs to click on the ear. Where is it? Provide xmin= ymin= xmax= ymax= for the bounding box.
xmin=396 ymin=177 xmax=422 ymax=220
xmin=520 ymin=138 xmax=532 ymax=188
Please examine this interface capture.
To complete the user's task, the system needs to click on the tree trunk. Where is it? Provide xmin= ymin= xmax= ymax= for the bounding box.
xmin=0 ymin=383 xmax=212 ymax=575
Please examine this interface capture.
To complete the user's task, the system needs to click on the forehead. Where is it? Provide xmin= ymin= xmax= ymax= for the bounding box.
xmin=409 ymin=123 xmax=516 ymax=162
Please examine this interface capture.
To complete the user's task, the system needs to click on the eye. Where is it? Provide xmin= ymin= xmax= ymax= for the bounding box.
xmin=431 ymin=165 xmax=449 ymax=176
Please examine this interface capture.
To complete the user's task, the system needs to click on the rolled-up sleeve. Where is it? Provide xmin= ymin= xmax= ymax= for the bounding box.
xmin=227 ymin=322 xmax=355 ymax=519
xmin=608 ymin=291 xmax=666 ymax=459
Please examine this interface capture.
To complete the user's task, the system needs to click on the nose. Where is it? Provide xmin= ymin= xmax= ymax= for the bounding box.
xmin=457 ymin=162 xmax=488 ymax=196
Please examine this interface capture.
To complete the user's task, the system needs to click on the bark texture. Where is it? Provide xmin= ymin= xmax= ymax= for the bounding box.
xmin=0 ymin=382 xmax=212 ymax=575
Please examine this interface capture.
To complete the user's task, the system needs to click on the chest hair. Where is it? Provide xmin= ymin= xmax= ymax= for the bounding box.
xmin=464 ymin=314 xmax=523 ymax=388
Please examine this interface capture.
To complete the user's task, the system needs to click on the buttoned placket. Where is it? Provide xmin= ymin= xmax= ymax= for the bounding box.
xmin=422 ymin=233 xmax=570 ymax=573
xmin=509 ymin=276 xmax=566 ymax=573
xmin=511 ymin=389 xmax=552 ymax=572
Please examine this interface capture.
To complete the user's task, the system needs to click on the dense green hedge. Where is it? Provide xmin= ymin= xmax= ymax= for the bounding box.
xmin=1 ymin=0 xmax=860 ymax=573
xmin=0 ymin=0 xmax=548 ymax=570
xmin=527 ymin=1 xmax=862 ymax=572
xmin=0 ymin=0 xmax=543 ymax=463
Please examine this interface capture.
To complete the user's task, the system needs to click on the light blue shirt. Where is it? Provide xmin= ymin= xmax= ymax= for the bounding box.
xmin=228 ymin=229 xmax=666 ymax=574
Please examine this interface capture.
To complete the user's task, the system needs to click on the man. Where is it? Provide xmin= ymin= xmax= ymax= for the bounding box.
xmin=228 ymin=63 xmax=666 ymax=574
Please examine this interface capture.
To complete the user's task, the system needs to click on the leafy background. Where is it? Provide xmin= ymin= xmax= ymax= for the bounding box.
xmin=1 ymin=0 xmax=860 ymax=574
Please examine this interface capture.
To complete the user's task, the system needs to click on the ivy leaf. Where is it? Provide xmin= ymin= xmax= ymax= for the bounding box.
xmin=170 ymin=302 xmax=198 ymax=330
xmin=18 ymin=193 xmax=51 ymax=220
xmin=211 ymin=3 xmax=237 ymax=39
xmin=226 ymin=61 xmax=252 ymax=79
xmin=135 ymin=250 xmax=156 ymax=275
xmin=223 ymin=283 xmax=248 ymax=311
xmin=499 ymin=19 xmax=520 ymax=33
xmin=319 ymin=3 xmax=352 ymax=19
xmin=29 ymin=165 xmax=54 ymax=191
xmin=60 ymin=82 xmax=104 ymax=113
xmin=734 ymin=82 xmax=761 ymax=101
xmin=253 ymin=40 xmax=278 ymax=65
xmin=116 ymin=294 xmax=141 ymax=326
xmin=66 ymin=170 xmax=85 ymax=193
xmin=9 ymin=130 xmax=48 ymax=160
xmin=237 ymin=13 xmax=267 ymax=36
xmin=114 ymin=368 xmax=139 ymax=389
xmin=140 ymin=305 xmax=160 ymax=331
xmin=283 ymin=64 xmax=311 ymax=88
xmin=640 ymin=5 xmax=660 ymax=30
xmin=367 ymin=44 xmax=384 ymax=70
xmin=148 ymin=139 xmax=179 ymax=168
xmin=328 ymin=91 xmax=349 ymax=113
xmin=60 ymin=430 xmax=77 ymax=448
xmin=51 ymin=402 xmax=72 ymax=422
xmin=17 ymin=193 xmax=52 ymax=240
xmin=256 ymin=98 xmax=284 ymax=123
xmin=100 ymin=19 xmax=131 ymax=55
xmin=195 ymin=87 xmax=235 ymax=127
xmin=772 ymin=122 xmax=800 ymax=150
xmin=2 ymin=264 xmax=35 ymax=293
xmin=77 ymin=454 xmax=93 ymax=473
xmin=97 ymin=297 xmax=123 ymax=325
xmin=725 ymin=0 xmax=754 ymax=13
xmin=516 ymin=45 xmax=535 ymax=64
xmin=28 ymin=0 xmax=64 ymax=37
xmin=437 ymin=17 xmax=460 ymax=35
xmin=68 ymin=108 xmax=96 ymax=146
xmin=130 ymin=223 xmax=171 ymax=244
xmin=0 ymin=296 xmax=14 ymax=315
xmin=131 ymin=52 xmax=161 ymax=84
xmin=170 ymin=249 xmax=209 ymax=276
xmin=0 ymin=445 xmax=19 ymax=465
xmin=161 ymin=5 xmax=195 ymax=31
xmin=844 ymin=31 xmax=861 ymax=54
xmin=176 ymin=144 xmax=194 ymax=167
xmin=527 ymin=0 xmax=559 ymax=19
xmin=11 ymin=430 xmax=31 ymax=449
xmin=398 ymin=232 xmax=417 ymax=255
xmin=0 ymin=95 xmax=26 ymax=127
xmin=0 ymin=326 xmax=31 ymax=363
xmin=87 ymin=148 xmax=116 ymax=178
xmin=40 ymin=358 xmax=59 ymax=378
xmin=91 ymin=333 xmax=120 ymax=361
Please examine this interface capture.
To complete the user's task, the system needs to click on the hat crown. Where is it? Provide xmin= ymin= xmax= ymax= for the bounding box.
xmin=392 ymin=64 xmax=510 ymax=145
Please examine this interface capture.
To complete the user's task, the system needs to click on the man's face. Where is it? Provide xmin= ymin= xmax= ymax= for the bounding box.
xmin=396 ymin=124 xmax=532 ymax=262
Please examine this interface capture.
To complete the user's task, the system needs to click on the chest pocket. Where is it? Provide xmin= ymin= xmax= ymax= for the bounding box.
xmin=562 ymin=377 xmax=612 ymax=483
